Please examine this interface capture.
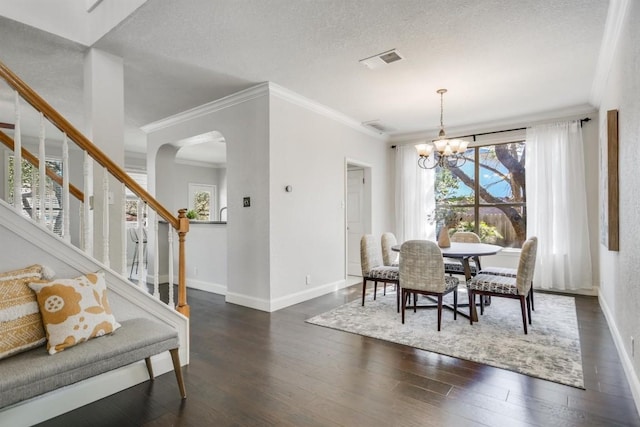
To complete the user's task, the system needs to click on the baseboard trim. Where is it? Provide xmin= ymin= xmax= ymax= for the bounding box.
xmin=226 ymin=279 xmax=349 ymax=312
xmin=225 ymin=292 xmax=271 ymax=311
xmin=269 ymin=279 xmax=348 ymax=311
xmin=599 ymin=293 xmax=640 ymax=416
xmin=187 ymin=278 xmax=226 ymax=295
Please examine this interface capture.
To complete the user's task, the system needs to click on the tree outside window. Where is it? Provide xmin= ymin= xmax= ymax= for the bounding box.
xmin=8 ymin=156 xmax=63 ymax=236
xmin=434 ymin=141 xmax=526 ymax=248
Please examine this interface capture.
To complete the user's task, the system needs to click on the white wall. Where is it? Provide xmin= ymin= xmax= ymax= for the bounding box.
xmin=597 ymin=0 xmax=640 ymax=408
xmin=269 ymin=93 xmax=392 ymax=306
xmin=144 ymin=83 xmax=393 ymax=311
xmin=146 ymin=88 xmax=271 ymax=307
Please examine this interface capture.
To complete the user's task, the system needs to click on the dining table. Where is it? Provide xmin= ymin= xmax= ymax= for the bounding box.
xmin=392 ymin=241 xmax=503 ymax=321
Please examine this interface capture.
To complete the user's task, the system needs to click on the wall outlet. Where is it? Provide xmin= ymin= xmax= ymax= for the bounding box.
xmin=306 ymin=274 xmax=312 ymax=285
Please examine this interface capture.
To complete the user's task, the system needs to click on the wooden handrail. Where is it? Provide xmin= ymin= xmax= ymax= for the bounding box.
xmin=0 ymin=60 xmax=179 ymax=230
xmin=0 ymin=130 xmax=85 ymax=202
xmin=1 ymin=58 xmax=190 ymax=317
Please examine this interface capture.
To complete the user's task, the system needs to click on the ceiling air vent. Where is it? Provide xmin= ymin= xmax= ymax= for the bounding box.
xmin=362 ymin=120 xmax=395 ymax=134
xmin=359 ymin=49 xmax=403 ymax=69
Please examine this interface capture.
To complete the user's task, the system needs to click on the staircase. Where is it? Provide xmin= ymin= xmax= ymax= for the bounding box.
xmin=0 ymin=59 xmax=191 ymax=424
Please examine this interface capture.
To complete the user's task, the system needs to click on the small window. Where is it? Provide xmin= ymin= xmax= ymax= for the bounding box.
xmin=125 ymin=172 xmax=148 ymax=222
xmin=188 ymin=183 xmax=215 ymax=221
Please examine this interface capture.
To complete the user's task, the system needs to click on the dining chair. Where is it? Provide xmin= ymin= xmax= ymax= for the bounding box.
xmin=399 ymin=240 xmax=459 ymax=331
xmin=479 ymin=265 xmax=535 ymax=311
xmin=360 ymin=235 xmax=400 ymax=310
xmin=381 ymin=232 xmax=399 ymax=267
xmin=444 ymin=231 xmax=482 ymax=276
xmin=466 ymin=236 xmax=538 ymax=334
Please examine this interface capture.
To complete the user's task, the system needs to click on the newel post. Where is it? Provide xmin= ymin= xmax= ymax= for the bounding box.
xmin=176 ymin=209 xmax=190 ymax=317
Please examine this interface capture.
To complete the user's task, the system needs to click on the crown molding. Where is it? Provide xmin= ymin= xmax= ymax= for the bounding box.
xmin=589 ymin=0 xmax=630 ymax=107
xmin=174 ymin=158 xmax=226 ymax=168
xmin=142 ymin=82 xmax=387 ymax=141
xmin=141 ymin=83 xmax=270 ymax=133
xmin=390 ymin=104 xmax=597 ymax=144
xmin=267 ymin=82 xmax=387 ymax=141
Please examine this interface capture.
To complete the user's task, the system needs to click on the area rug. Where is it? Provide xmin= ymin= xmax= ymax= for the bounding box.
xmin=306 ymin=291 xmax=584 ymax=388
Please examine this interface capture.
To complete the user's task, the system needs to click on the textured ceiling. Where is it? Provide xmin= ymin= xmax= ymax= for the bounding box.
xmin=0 ymin=0 xmax=609 ymax=163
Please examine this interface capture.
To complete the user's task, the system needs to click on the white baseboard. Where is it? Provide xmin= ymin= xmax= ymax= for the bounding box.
xmin=226 ymin=279 xmax=349 ymax=312
xmin=599 ymin=294 xmax=640 ymax=415
xmin=187 ymin=278 xmax=227 ymax=295
xmin=153 ymin=274 xmax=227 ymax=296
xmin=0 ymin=352 xmax=178 ymax=426
xmin=269 ymin=279 xmax=348 ymax=311
xmin=225 ymin=292 xmax=271 ymax=311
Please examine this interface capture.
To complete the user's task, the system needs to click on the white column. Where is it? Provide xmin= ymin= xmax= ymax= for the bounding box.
xmin=84 ymin=48 xmax=125 ymax=271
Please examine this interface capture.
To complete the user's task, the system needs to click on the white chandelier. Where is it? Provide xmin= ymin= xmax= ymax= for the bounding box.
xmin=415 ymin=89 xmax=468 ymax=169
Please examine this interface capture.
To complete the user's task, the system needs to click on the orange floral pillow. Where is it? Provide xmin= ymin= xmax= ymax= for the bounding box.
xmin=29 ymin=272 xmax=121 ymax=355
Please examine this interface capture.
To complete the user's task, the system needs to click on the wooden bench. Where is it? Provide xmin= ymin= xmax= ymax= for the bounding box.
xmin=0 ymin=317 xmax=186 ymax=409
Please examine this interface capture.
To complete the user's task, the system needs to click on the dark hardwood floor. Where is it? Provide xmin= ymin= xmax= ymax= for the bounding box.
xmin=38 ymin=283 xmax=640 ymax=426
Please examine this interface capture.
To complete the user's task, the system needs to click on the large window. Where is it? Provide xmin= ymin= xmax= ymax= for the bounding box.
xmin=434 ymin=141 xmax=526 ymax=248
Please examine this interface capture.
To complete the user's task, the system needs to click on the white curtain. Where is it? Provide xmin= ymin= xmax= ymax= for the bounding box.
xmin=525 ymin=121 xmax=593 ymax=291
xmin=394 ymin=145 xmax=436 ymax=243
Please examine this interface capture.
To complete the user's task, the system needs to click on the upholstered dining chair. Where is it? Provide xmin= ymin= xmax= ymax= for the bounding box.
xmin=399 ymin=240 xmax=459 ymax=331
xmin=444 ymin=231 xmax=482 ymax=276
xmin=360 ymin=234 xmax=399 ymax=309
xmin=478 ymin=265 xmax=535 ymax=311
xmin=381 ymin=232 xmax=399 ymax=267
xmin=467 ymin=236 xmax=538 ymax=334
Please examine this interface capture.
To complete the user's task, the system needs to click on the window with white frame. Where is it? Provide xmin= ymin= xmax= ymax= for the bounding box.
xmin=188 ymin=183 xmax=215 ymax=221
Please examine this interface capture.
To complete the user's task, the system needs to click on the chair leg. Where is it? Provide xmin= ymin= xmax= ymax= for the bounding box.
xmin=468 ymin=290 xmax=474 ymax=325
xmin=361 ymin=279 xmax=367 ymax=306
xmin=169 ymin=348 xmax=187 ymax=399
xmin=437 ymin=295 xmax=443 ymax=331
xmin=453 ymin=289 xmax=458 ymax=321
xmin=144 ymin=357 xmax=154 ymax=380
xmin=480 ymin=294 xmax=485 ymax=315
xmin=530 ymin=283 xmax=535 ymax=311
xmin=519 ymin=295 xmax=528 ymax=334
xmin=526 ymin=292 xmax=532 ymax=325
xmin=401 ymin=289 xmax=408 ymax=324
xmin=413 ymin=292 xmax=417 ymax=313
xmin=383 ymin=282 xmax=386 ymax=296
xmin=396 ymin=284 xmax=400 ymax=313
xmin=373 ymin=281 xmax=378 ymax=300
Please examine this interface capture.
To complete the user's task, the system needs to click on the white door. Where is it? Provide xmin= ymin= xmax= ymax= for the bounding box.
xmin=347 ymin=169 xmax=365 ymax=276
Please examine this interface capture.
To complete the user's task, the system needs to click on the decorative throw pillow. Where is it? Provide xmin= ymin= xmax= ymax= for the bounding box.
xmin=0 ymin=264 xmax=49 ymax=359
xmin=29 ymin=272 xmax=121 ymax=355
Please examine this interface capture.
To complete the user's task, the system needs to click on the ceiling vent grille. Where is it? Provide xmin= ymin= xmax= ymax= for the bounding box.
xmin=362 ymin=120 xmax=395 ymax=134
xmin=359 ymin=49 xmax=403 ymax=69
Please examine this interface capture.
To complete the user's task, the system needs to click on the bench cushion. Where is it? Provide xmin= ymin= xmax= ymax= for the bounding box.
xmin=0 ymin=318 xmax=178 ymax=409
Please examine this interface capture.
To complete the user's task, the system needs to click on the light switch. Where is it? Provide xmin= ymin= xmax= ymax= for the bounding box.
xmin=243 ymin=197 xmax=251 ymax=207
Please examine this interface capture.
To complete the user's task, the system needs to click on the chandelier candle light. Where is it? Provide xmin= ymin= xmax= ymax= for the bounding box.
xmin=416 ymin=89 xmax=469 ymax=169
